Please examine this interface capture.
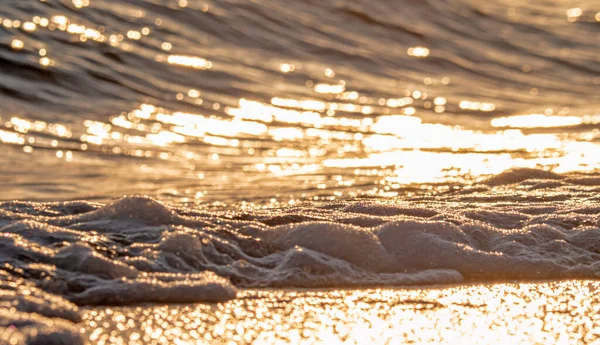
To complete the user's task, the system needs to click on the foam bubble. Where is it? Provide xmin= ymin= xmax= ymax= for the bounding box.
xmin=267 ymin=222 xmax=391 ymax=270
xmin=484 ymin=168 xmax=562 ymax=186
xmin=3 ymin=178 xmax=600 ymax=342
xmin=70 ymin=272 xmax=236 ymax=305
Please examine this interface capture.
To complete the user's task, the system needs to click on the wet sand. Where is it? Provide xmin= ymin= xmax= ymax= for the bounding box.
xmin=82 ymin=280 xmax=600 ymax=345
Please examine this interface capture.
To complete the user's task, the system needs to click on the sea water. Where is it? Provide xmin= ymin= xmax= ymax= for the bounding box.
xmin=1 ymin=0 xmax=600 ymax=343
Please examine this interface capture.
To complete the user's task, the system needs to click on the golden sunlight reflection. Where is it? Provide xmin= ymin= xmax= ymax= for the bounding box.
xmin=0 ymin=0 xmax=598 ymax=206
xmin=10 ymin=39 xmax=24 ymax=50
xmin=407 ymin=46 xmax=430 ymax=57
xmin=459 ymin=100 xmax=496 ymax=112
xmin=314 ymin=83 xmax=345 ymax=94
xmin=279 ymin=63 xmax=295 ymax=73
xmin=491 ymin=114 xmax=600 ymax=128
xmin=1 ymin=10 xmax=221 ymax=77
xmin=4 ymin=95 xmax=600 ymax=191
xmin=1 ymin=5 xmax=599 ymax=194
xmin=166 ymin=55 xmax=212 ymax=69
xmin=82 ymin=281 xmax=599 ymax=345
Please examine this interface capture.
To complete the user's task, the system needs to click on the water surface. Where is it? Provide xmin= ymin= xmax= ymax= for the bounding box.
xmin=1 ymin=1 xmax=600 ymax=344
xmin=1 ymin=0 xmax=599 ymax=202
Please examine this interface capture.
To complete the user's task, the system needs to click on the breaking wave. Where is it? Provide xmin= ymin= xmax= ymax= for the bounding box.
xmin=3 ymin=169 xmax=600 ymax=343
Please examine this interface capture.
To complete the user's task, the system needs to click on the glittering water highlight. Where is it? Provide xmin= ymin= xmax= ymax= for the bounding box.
xmin=0 ymin=0 xmax=599 ymax=202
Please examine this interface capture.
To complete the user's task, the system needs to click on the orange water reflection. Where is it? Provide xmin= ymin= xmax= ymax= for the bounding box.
xmin=74 ymin=100 xmax=600 ymax=187
xmin=1 ymin=7 xmax=600 ymax=201
xmin=82 ymin=281 xmax=600 ymax=345
xmin=3 ymin=95 xmax=600 ymax=193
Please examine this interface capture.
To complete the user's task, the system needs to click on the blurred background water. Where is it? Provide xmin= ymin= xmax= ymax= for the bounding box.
xmin=0 ymin=0 xmax=599 ymax=203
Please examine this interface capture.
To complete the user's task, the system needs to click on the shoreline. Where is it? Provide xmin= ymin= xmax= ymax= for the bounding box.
xmin=81 ymin=280 xmax=600 ymax=344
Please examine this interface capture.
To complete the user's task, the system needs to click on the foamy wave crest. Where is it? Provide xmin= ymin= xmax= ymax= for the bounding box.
xmin=3 ymin=174 xmax=600 ymax=343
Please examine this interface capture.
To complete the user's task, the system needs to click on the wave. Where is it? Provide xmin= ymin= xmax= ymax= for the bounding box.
xmin=1 ymin=0 xmax=599 ymax=119
xmin=2 ymin=168 xmax=600 ymax=342
xmin=1 ymin=0 xmax=600 ymax=203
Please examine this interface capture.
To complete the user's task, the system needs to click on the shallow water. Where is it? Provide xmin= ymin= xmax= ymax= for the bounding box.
xmin=2 ymin=175 xmax=600 ymax=343
xmin=1 ymin=0 xmax=599 ymax=202
xmin=80 ymin=281 xmax=600 ymax=345
xmin=1 ymin=0 xmax=600 ymax=344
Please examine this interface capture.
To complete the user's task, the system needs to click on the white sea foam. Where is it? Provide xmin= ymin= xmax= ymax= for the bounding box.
xmin=3 ymin=169 xmax=600 ymax=343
